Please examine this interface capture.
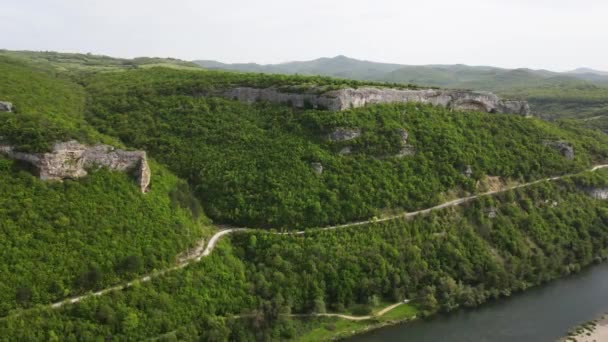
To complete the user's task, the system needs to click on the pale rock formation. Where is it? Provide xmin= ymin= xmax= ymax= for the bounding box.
xmin=396 ymin=128 xmax=415 ymax=157
xmin=0 ymin=141 xmax=150 ymax=192
xmin=486 ymin=207 xmax=498 ymax=218
xmin=328 ymin=128 xmax=361 ymax=142
xmin=0 ymin=101 xmax=13 ymax=112
xmin=587 ymin=188 xmax=608 ymax=200
xmin=543 ymin=140 xmax=574 ymax=160
xmin=464 ymin=165 xmax=473 ymax=178
xmin=310 ymin=162 xmax=323 ymax=175
xmin=220 ymin=87 xmax=531 ymax=116
xmin=339 ymin=146 xmax=352 ymax=155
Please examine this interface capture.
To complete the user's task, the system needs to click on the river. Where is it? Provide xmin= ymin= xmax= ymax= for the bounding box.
xmin=349 ymin=262 xmax=608 ymax=342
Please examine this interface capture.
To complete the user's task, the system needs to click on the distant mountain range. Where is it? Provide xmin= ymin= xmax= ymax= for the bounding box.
xmin=193 ymin=55 xmax=608 ymax=92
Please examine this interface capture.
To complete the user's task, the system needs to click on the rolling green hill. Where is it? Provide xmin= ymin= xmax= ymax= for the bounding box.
xmin=0 ymin=49 xmax=201 ymax=74
xmin=3 ymin=50 xmax=608 ymax=341
xmin=81 ymin=67 xmax=608 ymax=229
xmin=0 ymin=55 xmax=208 ymax=316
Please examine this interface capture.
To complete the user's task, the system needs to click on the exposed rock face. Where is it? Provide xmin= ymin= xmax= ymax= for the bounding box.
xmin=543 ymin=141 xmax=574 ymax=160
xmin=220 ymin=87 xmax=530 ymax=116
xmin=500 ymin=101 xmax=531 ymax=116
xmin=396 ymin=128 xmax=415 ymax=157
xmin=328 ymin=128 xmax=361 ymax=142
xmin=310 ymin=162 xmax=323 ymax=175
xmin=464 ymin=165 xmax=473 ymax=178
xmin=587 ymin=188 xmax=608 ymax=200
xmin=0 ymin=101 xmax=13 ymax=112
xmin=0 ymin=141 xmax=150 ymax=192
xmin=339 ymin=146 xmax=352 ymax=155
xmin=396 ymin=129 xmax=408 ymax=144
xmin=486 ymin=207 xmax=498 ymax=218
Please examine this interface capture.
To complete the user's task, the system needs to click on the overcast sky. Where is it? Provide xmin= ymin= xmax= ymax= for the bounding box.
xmin=1 ymin=0 xmax=607 ymax=71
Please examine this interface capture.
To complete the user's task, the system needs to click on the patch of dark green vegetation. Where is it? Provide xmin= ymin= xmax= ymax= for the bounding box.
xmin=0 ymin=157 xmax=206 ymax=316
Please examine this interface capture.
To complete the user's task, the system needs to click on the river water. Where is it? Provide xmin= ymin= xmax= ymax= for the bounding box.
xmin=349 ymin=263 xmax=608 ymax=342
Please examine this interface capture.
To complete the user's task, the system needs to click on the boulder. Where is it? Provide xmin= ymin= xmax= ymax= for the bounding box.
xmin=397 ymin=129 xmax=409 ymax=144
xmin=0 ymin=141 xmax=150 ymax=192
xmin=310 ymin=162 xmax=323 ymax=175
xmin=464 ymin=165 xmax=473 ymax=178
xmin=486 ymin=207 xmax=498 ymax=218
xmin=586 ymin=188 xmax=608 ymax=200
xmin=543 ymin=140 xmax=574 ymax=160
xmin=396 ymin=146 xmax=416 ymax=158
xmin=396 ymin=128 xmax=415 ymax=157
xmin=0 ymin=101 xmax=13 ymax=112
xmin=328 ymin=128 xmax=361 ymax=142
xmin=339 ymin=146 xmax=352 ymax=155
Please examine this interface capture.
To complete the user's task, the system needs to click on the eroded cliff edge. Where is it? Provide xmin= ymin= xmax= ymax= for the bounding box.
xmin=220 ymin=87 xmax=530 ymax=115
xmin=0 ymin=141 xmax=150 ymax=193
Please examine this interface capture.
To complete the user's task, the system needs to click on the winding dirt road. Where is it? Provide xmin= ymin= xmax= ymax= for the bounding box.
xmin=26 ymin=164 xmax=608 ymax=311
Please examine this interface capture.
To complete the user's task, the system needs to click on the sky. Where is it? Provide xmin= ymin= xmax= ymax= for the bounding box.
xmin=1 ymin=0 xmax=607 ymax=71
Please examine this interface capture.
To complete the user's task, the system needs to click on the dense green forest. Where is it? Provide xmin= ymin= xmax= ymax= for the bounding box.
xmin=1 ymin=171 xmax=608 ymax=340
xmin=82 ymin=67 xmax=608 ymax=228
xmin=0 ymin=56 xmax=207 ymax=316
xmin=0 ymin=157 xmax=207 ymax=316
xmin=2 ymin=51 xmax=608 ymax=341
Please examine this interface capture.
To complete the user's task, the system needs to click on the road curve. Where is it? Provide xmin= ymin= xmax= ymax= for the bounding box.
xmin=25 ymin=164 xmax=608 ymax=312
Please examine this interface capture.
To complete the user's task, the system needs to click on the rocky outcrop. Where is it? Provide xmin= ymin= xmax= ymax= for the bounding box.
xmin=328 ymin=128 xmax=361 ymax=142
xmin=543 ymin=141 xmax=574 ymax=160
xmin=0 ymin=141 xmax=150 ymax=192
xmin=485 ymin=207 xmax=498 ymax=218
xmin=586 ymin=188 xmax=608 ymax=200
xmin=310 ymin=162 xmax=323 ymax=175
xmin=339 ymin=146 xmax=352 ymax=155
xmin=220 ymin=87 xmax=530 ymax=116
xmin=0 ymin=101 xmax=13 ymax=112
xmin=396 ymin=128 xmax=415 ymax=157
xmin=464 ymin=165 xmax=473 ymax=178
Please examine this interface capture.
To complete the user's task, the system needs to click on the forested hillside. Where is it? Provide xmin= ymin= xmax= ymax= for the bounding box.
xmin=2 ymin=170 xmax=608 ymax=340
xmin=82 ymin=67 xmax=608 ymax=228
xmin=2 ymin=51 xmax=608 ymax=341
xmin=0 ymin=56 xmax=208 ymax=317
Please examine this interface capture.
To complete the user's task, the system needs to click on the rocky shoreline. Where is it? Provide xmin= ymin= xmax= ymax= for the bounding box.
xmin=563 ymin=313 xmax=608 ymax=342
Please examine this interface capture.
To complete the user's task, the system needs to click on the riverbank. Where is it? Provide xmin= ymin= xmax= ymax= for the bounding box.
xmin=563 ymin=313 xmax=608 ymax=342
xmin=347 ymin=263 xmax=608 ymax=342
xmin=295 ymin=302 xmax=419 ymax=341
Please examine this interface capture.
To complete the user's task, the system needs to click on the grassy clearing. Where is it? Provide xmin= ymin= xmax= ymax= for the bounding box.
xmin=296 ymin=303 xmax=418 ymax=341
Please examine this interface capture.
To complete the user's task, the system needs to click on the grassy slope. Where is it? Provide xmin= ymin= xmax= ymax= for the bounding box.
xmin=82 ymin=67 xmax=608 ymax=229
xmin=0 ymin=56 xmax=119 ymax=151
xmin=0 ymin=50 xmax=202 ymax=73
